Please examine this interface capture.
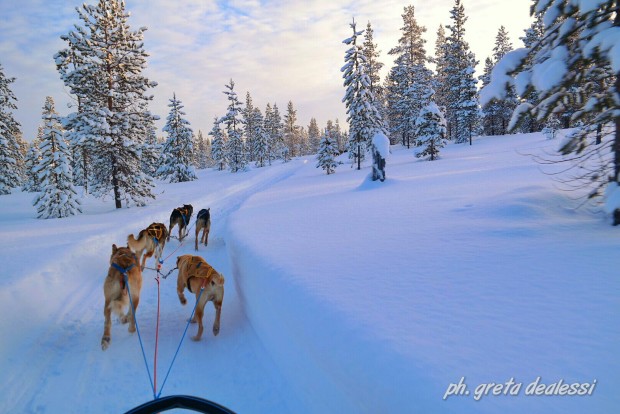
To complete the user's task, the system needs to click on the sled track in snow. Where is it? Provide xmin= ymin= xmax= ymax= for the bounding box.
xmin=0 ymin=161 xmax=304 ymax=414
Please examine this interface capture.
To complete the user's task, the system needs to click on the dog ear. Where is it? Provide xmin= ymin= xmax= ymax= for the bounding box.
xmin=112 ymin=244 xmax=118 ymax=254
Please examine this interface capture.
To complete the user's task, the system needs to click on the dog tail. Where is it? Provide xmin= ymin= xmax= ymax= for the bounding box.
xmin=127 ymin=231 xmax=145 ymax=253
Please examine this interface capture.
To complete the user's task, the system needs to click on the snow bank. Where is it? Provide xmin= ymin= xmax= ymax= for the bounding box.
xmin=226 ymin=134 xmax=619 ymax=413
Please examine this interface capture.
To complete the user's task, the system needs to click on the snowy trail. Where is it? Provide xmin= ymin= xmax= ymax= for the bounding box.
xmin=0 ymin=160 xmax=304 ymax=413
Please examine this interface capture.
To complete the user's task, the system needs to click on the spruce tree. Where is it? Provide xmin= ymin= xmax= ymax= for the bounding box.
xmin=491 ymin=26 xmax=518 ymax=135
xmin=23 ymin=131 xmax=43 ymax=192
xmin=481 ymin=0 xmax=620 ymax=223
xmin=442 ymin=0 xmax=480 ymax=142
xmin=141 ymin=118 xmax=160 ymax=177
xmin=195 ymin=130 xmax=209 ymax=169
xmin=342 ymin=18 xmax=386 ymax=169
xmin=242 ymin=92 xmax=256 ymax=161
xmin=386 ymin=6 xmax=432 ymax=148
xmin=157 ymin=94 xmax=197 ymax=182
xmin=33 ymin=97 xmax=81 ymax=219
xmin=308 ymin=118 xmax=321 ymax=154
xmin=55 ymin=0 xmax=156 ymax=208
xmin=251 ymin=108 xmax=268 ymax=167
xmin=264 ymin=103 xmax=283 ymax=164
xmin=283 ymin=101 xmax=299 ymax=160
xmin=221 ymin=80 xmax=247 ymax=172
xmin=0 ymin=62 xmax=23 ymax=195
xmin=209 ymin=117 xmax=226 ymax=171
xmin=415 ymin=97 xmax=448 ymax=161
xmin=316 ymin=129 xmax=338 ymax=175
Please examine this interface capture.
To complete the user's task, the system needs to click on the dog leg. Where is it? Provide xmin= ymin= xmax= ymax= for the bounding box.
xmin=140 ymin=253 xmax=147 ymax=271
xmin=127 ymin=293 xmax=139 ymax=333
xmin=191 ymin=296 xmax=206 ymax=341
xmin=212 ymin=299 xmax=222 ymax=336
xmin=102 ymin=299 xmax=112 ymax=350
xmin=177 ymin=276 xmax=187 ymax=306
xmin=168 ymin=221 xmax=175 ymax=242
xmin=202 ymin=225 xmax=209 ymax=246
xmin=195 ymin=225 xmax=200 ymax=251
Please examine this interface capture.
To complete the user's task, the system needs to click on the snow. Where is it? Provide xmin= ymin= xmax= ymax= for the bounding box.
xmin=479 ymin=48 xmax=528 ymax=107
xmin=532 ymin=46 xmax=569 ymax=92
xmin=584 ymin=26 xmax=620 ymax=72
xmin=372 ymin=131 xmax=390 ymax=159
xmin=0 ymin=131 xmax=618 ymax=413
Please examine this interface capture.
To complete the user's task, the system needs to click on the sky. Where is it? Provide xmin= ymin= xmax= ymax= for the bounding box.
xmin=0 ymin=0 xmax=533 ymax=142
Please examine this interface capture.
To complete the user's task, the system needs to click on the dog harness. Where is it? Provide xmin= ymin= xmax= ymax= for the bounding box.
xmin=186 ymin=257 xmax=218 ymax=293
xmin=112 ymin=252 xmax=138 ymax=291
xmin=147 ymin=223 xmax=166 ymax=242
xmin=175 ymin=207 xmax=190 ymax=226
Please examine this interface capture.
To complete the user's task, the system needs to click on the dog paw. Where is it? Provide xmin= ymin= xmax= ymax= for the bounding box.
xmin=120 ymin=315 xmax=129 ymax=324
xmin=213 ymin=325 xmax=220 ymax=336
xmin=179 ymin=297 xmax=187 ymax=306
xmin=191 ymin=335 xmax=201 ymax=341
xmin=128 ymin=325 xmax=136 ymax=333
xmin=101 ymin=337 xmax=110 ymax=350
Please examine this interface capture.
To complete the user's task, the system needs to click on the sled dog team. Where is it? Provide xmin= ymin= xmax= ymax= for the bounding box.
xmin=101 ymin=204 xmax=223 ymax=351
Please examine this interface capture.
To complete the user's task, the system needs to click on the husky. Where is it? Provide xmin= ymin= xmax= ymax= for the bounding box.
xmin=127 ymin=222 xmax=168 ymax=270
xmin=168 ymin=204 xmax=193 ymax=242
xmin=101 ymin=244 xmax=143 ymax=351
xmin=194 ymin=208 xmax=211 ymax=251
xmin=175 ymin=254 xmax=225 ymax=341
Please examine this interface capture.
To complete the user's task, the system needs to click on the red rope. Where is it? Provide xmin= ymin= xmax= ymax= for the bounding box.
xmin=154 ymin=273 xmax=161 ymax=397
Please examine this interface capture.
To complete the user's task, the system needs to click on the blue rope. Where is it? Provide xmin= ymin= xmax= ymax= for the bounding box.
xmin=124 ymin=272 xmax=156 ymax=399
xmin=156 ymin=287 xmax=205 ymax=399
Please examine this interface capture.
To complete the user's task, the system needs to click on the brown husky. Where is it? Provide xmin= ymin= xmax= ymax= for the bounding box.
xmin=194 ymin=208 xmax=211 ymax=251
xmin=127 ymin=222 xmax=168 ymax=270
xmin=168 ymin=204 xmax=193 ymax=242
xmin=101 ymin=244 xmax=143 ymax=351
xmin=176 ymin=254 xmax=225 ymax=341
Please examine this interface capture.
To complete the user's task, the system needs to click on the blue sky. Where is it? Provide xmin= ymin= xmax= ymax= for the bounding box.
xmin=0 ymin=0 xmax=532 ymax=142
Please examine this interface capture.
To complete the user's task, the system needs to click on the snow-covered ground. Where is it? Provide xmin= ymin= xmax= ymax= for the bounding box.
xmin=0 ymin=131 xmax=617 ymax=413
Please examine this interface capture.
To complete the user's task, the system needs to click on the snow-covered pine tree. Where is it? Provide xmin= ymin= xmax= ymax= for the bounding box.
xmin=342 ymin=18 xmax=386 ymax=170
xmin=251 ymin=108 xmax=268 ymax=167
xmin=221 ymin=80 xmax=247 ymax=172
xmin=0 ymin=62 xmax=24 ymax=195
xmin=242 ymin=92 xmax=256 ymax=162
xmin=283 ymin=101 xmax=299 ymax=160
xmin=55 ymin=0 xmax=157 ymax=208
xmin=209 ymin=117 xmax=226 ymax=171
xmin=195 ymin=130 xmax=209 ymax=169
xmin=456 ymin=60 xmax=481 ymax=145
xmin=480 ymin=57 xmax=499 ymax=135
xmin=308 ymin=118 xmax=321 ymax=154
xmin=481 ymin=0 xmax=620 ymax=224
xmin=316 ymin=128 xmax=338 ymax=175
xmin=140 ymin=112 xmax=160 ymax=177
xmin=433 ymin=24 xmax=450 ymax=123
xmin=518 ymin=12 xmax=545 ymax=133
xmin=386 ymin=5 xmax=432 ymax=148
xmin=363 ymin=21 xmax=387 ymax=124
xmin=33 ymin=97 xmax=81 ymax=219
xmin=332 ymin=119 xmax=346 ymax=153
xmin=264 ymin=103 xmax=283 ymax=164
xmin=157 ymin=93 xmax=197 ymax=182
xmin=441 ymin=0 xmax=480 ymax=142
xmin=491 ymin=26 xmax=518 ymax=135
xmin=22 ymin=130 xmax=43 ymax=192
xmin=415 ymin=96 xmax=448 ymax=161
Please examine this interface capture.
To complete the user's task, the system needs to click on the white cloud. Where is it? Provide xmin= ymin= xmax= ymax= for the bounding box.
xmin=1 ymin=0 xmax=532 ymax=142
